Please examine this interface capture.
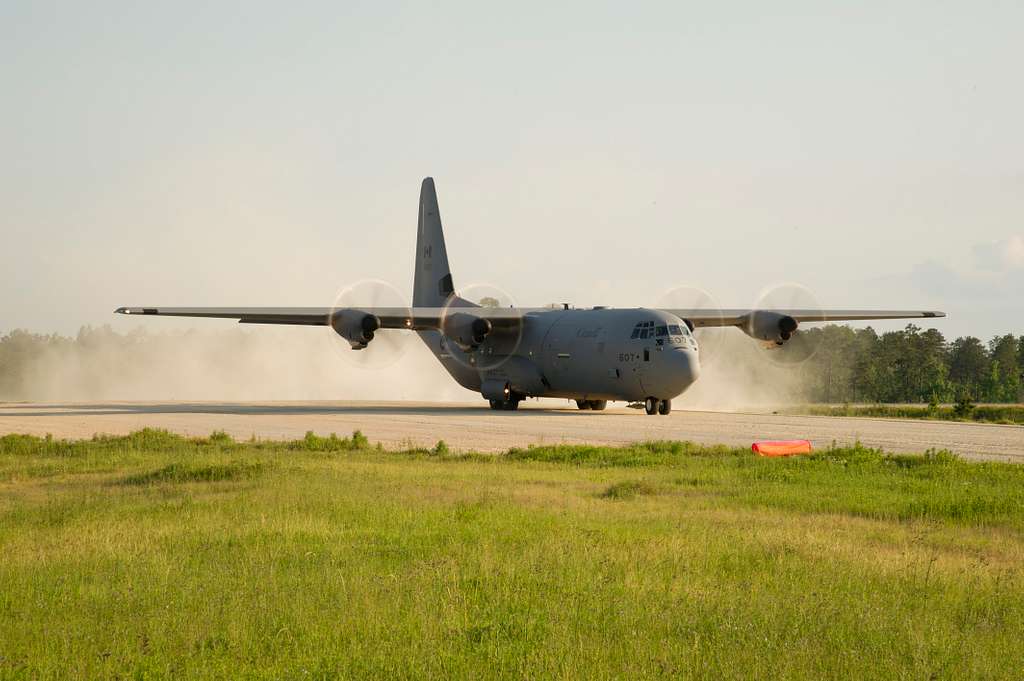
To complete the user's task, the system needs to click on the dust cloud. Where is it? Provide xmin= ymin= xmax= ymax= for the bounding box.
xmin=2 ymin=326 xmax=475 ymax=402
xmin=2 ymin=324 xmax=809 ymax=409
xmin=675 ymin=328 xmax=809 ymax=411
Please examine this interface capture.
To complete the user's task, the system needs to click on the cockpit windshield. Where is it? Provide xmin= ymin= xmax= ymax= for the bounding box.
xmin=631 ymin=320 xmax=691 ymax=339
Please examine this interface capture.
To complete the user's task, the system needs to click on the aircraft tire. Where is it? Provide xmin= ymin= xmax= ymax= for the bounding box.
xmin=576 ymin=400 xmax=591 ymax=410
xmin=658 ymin=399 xmax=672 ymax=416
xmin=644 ymin=397 xmax=658 ymax=415
xmin=589 ymin=400 xmax=607 ymax=411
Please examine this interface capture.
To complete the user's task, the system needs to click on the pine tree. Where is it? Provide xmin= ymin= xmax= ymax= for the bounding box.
xmin=989 ymin=334 xmax=1021 ymax=402
xmin=948 ymin=337 xmax=989 ymax=400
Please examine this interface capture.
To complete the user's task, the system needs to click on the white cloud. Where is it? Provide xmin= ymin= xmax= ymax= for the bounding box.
xmin=973 ymin=234 xmax=1024 ymax=271
xmin=1005 ymin=235 xmax=1024 ymax=268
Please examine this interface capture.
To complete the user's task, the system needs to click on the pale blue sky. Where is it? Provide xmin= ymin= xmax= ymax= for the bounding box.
xmin=2 ymin=1 xmax=1022 ymax=339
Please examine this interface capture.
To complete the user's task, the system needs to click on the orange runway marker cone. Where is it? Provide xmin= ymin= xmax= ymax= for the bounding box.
xmin=752 ymin=440 xmax=813 ymax=457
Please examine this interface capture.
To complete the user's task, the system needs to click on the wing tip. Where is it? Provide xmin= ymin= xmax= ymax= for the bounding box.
xmin=114 ymin=307 xmax=157 ymax=315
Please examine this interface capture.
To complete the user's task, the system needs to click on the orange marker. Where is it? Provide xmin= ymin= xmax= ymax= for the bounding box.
xmin=752 ymin=440 xmax=813 ymax=457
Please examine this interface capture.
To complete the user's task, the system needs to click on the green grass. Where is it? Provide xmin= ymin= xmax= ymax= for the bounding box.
xmin=1 ymin=430 xmax=1023 ymax=679
xmin=791 ymin=403 xmax=1024 ymax=425
xmin=599 ymin=479 xmax=661 ymax=499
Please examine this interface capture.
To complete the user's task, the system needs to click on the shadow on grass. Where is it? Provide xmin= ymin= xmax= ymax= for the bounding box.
xmin=600 ymin=480 xmax=660 ymax=500
xmin=120 ymin=461 xmax=265 ymax=486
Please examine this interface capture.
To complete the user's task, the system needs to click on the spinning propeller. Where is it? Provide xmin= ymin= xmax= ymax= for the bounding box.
xmin=656 ymin=285 xmax=728 ymax=365
xmin=440 ymin=282 xmax=523 ymax=372
xmin=750 ymin=282 xmax=825 ymax=366
xmin=325 ymin=279 xmax=412 ymax=370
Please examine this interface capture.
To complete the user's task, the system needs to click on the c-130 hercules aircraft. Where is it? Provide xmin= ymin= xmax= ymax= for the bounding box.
xmin=117 ymin=178 xmax=945 ymax=415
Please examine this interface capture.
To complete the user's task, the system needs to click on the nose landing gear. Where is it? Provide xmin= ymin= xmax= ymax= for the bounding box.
xmin=575 ymin=399 xmax=608 ymax=411
xmin=644 ymin=397 xmax=672 ymax=416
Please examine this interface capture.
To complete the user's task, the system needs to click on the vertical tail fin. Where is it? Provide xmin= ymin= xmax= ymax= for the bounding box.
xmin=413 ymin=177 xmax=456 ymax=307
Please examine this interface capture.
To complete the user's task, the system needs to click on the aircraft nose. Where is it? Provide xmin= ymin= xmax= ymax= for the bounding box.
xmin=651 ymin=346 xmax=701 ymax=398
xmin=673 ymin=347 xmax=701 ymax=386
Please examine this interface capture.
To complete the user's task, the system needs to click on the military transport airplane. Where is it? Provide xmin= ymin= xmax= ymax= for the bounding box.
xmin=116 ymin=178 xmax=945 ymax=415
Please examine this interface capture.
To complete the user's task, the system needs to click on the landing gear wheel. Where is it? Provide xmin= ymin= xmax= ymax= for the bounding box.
xmin=589 ymin=400 xmax=607 ymax=411
xmin=644 ymin=397 xmax=658 ymax=415
xmin=658 ymin=399 xmax=672 ymax=416
xmin=576 ymin=399 xmax=591 ymax=410
xmin=489 ymin=393 xmax=522 ymax=411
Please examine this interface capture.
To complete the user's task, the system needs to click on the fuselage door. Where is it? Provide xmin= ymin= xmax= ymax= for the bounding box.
xmin=548 ymin=330 xmax=570 ymax=374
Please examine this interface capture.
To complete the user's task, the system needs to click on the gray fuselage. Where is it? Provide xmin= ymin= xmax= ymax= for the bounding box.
xmin=419 ymin=307 xmax=701 ymax=403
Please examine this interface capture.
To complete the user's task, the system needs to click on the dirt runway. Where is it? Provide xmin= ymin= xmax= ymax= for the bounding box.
xmin=1 ymin=401 xmax=1021 ymax=462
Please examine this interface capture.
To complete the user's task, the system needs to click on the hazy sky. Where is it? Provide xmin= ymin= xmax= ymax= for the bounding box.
xmin=3 ymin=1 xmax=1022 ymax=340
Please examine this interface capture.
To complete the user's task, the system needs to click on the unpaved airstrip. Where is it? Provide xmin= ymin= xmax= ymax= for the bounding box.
xmin=1 ymin=401 xmax=1021 ymax=462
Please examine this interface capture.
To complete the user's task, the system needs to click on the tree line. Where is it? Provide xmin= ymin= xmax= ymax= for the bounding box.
xmin=781 ymin=324 xmax=1023 ymax=404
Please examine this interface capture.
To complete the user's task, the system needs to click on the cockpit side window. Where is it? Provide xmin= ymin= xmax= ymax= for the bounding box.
xmin=668 ymin=324 xmax=682 ymax=336
xmin=656 ymin=325 xmax=668 ymax=337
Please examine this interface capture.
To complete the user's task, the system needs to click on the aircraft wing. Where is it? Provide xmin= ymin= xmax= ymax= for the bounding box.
xmin=116 ymin=306 xmax=945 ymax=330
xmin=113 ymin=306 xmax=530 ymax=329
xmin=658 ymin=309 xmax=946 ymax=328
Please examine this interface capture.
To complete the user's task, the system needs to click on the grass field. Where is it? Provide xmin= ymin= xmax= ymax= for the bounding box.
xmin=1 ymin=430 xmax=1023 ymax=679
xmin=790 ymin=403 xmax=1024 ymax=425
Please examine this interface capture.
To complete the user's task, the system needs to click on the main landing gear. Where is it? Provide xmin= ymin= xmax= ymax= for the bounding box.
xmin=489 ymin=396 xmax=521 ymax=411
xmin=644 ymin=397 xmax=671 ymax=416
xmin=575 ymin=399 xmax=608 ymax=411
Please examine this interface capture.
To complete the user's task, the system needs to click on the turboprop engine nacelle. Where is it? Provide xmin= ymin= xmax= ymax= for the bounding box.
xmin=740 ymin=311 xmax=799 ymax=346
xmin=442 ymin=312 xmax=492 ymax=351
xmin=331 ymin=310 xmax=381 ymax=349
